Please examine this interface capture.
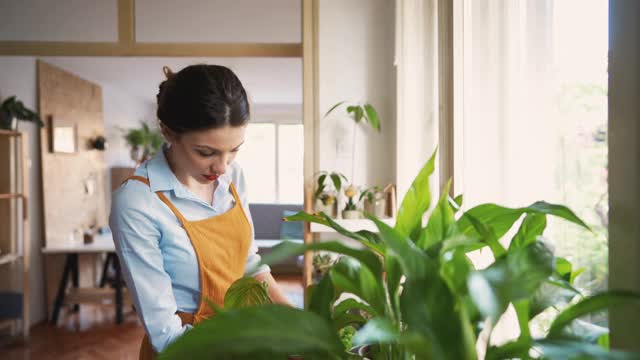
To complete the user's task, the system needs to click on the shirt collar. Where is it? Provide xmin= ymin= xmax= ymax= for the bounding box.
xmin=146 ymin=145 xmax=233 ymax=201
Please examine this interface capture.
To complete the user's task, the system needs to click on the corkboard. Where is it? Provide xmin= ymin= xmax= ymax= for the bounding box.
xmin=37 ymin=60 xmax=108 ymax=314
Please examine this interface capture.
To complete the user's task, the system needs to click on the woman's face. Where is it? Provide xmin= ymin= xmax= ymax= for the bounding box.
xmin=165 ymin=125 xmax=246 ymax=184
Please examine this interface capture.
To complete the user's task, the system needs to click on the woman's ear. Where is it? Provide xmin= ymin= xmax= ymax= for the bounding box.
xmin=159 ymin=122 xmax=177 ymax=144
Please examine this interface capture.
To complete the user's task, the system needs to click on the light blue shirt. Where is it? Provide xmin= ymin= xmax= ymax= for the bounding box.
xmin=109 ymin=147 xmax=270 ymax=352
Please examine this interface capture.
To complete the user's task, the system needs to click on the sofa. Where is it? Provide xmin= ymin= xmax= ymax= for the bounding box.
xmin=248 ymin=203 xmax=304 ymax=274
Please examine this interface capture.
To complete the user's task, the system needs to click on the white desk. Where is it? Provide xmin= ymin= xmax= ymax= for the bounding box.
xmin=42 ymin=233 xmax=116 ymax=254
xmin=42 ymin=232 xmax=125 ymax=324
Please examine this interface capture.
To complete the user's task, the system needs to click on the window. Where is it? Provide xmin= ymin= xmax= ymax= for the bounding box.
xmin=235 ymin=122 xmax=303 ymax=204
xmin=454 ymin=0 xmax=609 ymax=334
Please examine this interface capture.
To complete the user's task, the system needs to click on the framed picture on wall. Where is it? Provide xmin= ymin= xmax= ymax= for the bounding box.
xmin=49 ymin=118 xmax=77 ymax=153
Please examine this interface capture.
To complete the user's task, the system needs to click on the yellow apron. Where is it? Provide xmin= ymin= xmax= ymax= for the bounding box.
xmin=125 ymin=176 xmax=252 ymax=360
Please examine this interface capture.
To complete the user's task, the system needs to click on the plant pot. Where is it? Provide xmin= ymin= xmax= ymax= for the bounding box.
xmin=315 ymin=200 xmax=337 ymax=218
xmin=0 ymin=111 xmax=16 ymax=131
xmin=364 ymin=197 xmax=388 ymax=218
xmin=342 ymin=209 xmax=361 ymax=219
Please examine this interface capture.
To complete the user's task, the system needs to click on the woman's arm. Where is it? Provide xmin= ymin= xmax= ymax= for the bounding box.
xmin=110 ymin=186 xmax=190 ymax=353
xmin=254 ymin=271 xmax=295 ymax=307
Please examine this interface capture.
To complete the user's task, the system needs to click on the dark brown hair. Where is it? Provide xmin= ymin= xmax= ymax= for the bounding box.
xmin=157 ymin=64 xmax=250 ymax=133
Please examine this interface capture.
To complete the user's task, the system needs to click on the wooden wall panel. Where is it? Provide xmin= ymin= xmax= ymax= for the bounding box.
xmin=37 ymin=60 xmax=108 ymax=314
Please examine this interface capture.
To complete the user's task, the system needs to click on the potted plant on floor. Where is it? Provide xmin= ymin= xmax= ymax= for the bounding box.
xmin=0 ymin=96 xmax=44 ymax=131
xmin=159 ymin=149 xmax=640 ymax=360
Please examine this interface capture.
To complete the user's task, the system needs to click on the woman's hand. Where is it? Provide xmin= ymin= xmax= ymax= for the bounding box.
xmin=253 ymin=272 xmax=296 ymax=307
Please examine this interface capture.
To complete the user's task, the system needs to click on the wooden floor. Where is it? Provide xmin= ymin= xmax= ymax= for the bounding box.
xmin=1 ymin=275 xmax=303 ymax=360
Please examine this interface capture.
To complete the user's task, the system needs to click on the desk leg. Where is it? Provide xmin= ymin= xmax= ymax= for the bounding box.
xmin=99 ymin=253 xmax=113 ymax=288
xmin=71 ymin=254 xmax=80 ymax=312
xmin=51 ymin=254 xmax=75 ymax=324
xmin=113 ymin=254 xmax=123 ymax=324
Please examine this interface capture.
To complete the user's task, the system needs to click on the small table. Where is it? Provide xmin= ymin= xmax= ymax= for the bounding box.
xmin=42 ymin=233 xmax=126 ymax=324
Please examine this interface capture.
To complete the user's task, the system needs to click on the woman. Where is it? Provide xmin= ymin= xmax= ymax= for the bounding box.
xmin=109 ymin=64 xmax=293 ymax=359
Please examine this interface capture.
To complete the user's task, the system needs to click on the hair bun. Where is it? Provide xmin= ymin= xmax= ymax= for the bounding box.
xmin=162 ymin=66 xmax=174 ymax=79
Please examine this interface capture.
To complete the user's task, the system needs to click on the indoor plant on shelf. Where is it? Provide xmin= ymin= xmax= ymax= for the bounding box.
xmin=159 ymin=149 xmax=640 ymax=360
xmin=342 ymin=184 xmax=361 ymax=219
xmin=359 ymin=186 xmax=388 ymax=218
xmin=122 ymin=121 xmax=164 ymax=166
xmin=314 ymin=171 xmax=349 ymax=218
xmin=0 ymin=96 xmax=44 ymax=131
xmin=324 ymin=101 xmax=381 ymax=213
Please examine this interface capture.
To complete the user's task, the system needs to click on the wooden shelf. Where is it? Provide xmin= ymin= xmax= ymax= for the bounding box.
xmin=0 ymin=193 xmax=23 ymax=200
xmin=310 ymin=217 xmax=396 ymax=233
xmin=0 ymin=253 xmax=20 ymax=266
xmin=0 ymin=129 xmax=21 ymax=137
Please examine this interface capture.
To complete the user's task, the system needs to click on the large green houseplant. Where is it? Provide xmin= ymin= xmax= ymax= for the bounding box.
xmin=160 ymin=149 xmax=640 ymax=360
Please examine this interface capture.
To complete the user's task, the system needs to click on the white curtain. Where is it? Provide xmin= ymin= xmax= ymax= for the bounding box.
xmin=455 ymin=0 xmax=609 ymax=343
xmin=395 ymin=0 xmax=440 ymax=200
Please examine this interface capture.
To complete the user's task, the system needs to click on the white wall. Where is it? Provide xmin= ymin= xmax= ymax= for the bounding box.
xmin=318 ymin=0 xmax=396 ymax=194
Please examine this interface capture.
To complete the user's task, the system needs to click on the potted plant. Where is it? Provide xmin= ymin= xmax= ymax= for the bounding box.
xmin=160 ymin=148 xmax=640 ymax=360
xmin=324 ymin=101 xmax=381 ymax=193
xmin=314 ymin=171 xmax=348 ymax=218
xmin=122 ymin=121 xmax=164 ymax=166
xmin=312 ymin=253 xmax=337 ymax=284
xmin=0 ymin=96 xmax=44 ymax=131
xmin=342 ymin=184 xmax=361 ymax=219
xmin=359 ymin=186 xmax=387 ymax=218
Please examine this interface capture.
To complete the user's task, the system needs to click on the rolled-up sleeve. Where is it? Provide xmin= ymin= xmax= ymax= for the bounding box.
xmin=109 ymin=188 xmax=191 ymax=353
xmin=235 ymin=166 xmax=271 ymax=277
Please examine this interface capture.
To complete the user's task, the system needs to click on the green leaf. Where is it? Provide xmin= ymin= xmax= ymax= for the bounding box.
xmin=527 ymin=201 xmax=591 ymax=231
xmin=533 ymin=339 xmax=639 ymax=360
xmin=352 ymin=317 xmax=398 ymax=345
xmin=530 ymin=279 xmax=579 ymax=318
xmin=224 ymin=277 xmax=273 ymax=309
xmin=555 ymin=319 xmax=609 ymax=344
xmin=333 ymin=298 xmax=376 ymax=320
xmin=548 ymin=290 xmax=640 ymax=339
xmin=468 ymin=241 xmax=554 ymax=321
xmin=330 ymin=173 xmax=343 ymax=193
xmin=452 ymin=194 xmax=463 ymax=211
xmin=321 ymin=215 xmax=386 ymax=255
xmin=385 ymin=254 xmax=403 ymax=316
xmin=363 ymin=103 xmax=381 ymax=131
xmin=439 ymin=248 xmax=473 ymax=296
xmin=308 ymin=273 xmax=335 ymax=322
xmin=367 ymin=214 xmax=434 ymax=280
xmin=513 ymin=299 xmax=531 ymax=339
xmin=258 ymin=240 xmax=383 ymax=280
xmin=395 ymin=148 xmax=437 ymax=241
xmin=159 ymin=305 xmax=344 ymax=359
xmin=462 ymin=213 xmax=507 ymax=258
xmin=458 ymin=202 xmax=590 ymax=245
xmin=509 ymin=213 xmax=547 ymax=250
xmin=555 ymin=257 xmax=573 ymax=282
xmin=486 ymin=338 xmax=532 ymax=360
xmin=284 ymin=211 xmax=330 ymax=227
xmin=354 ymin=106 xmax=364 ymax=123
xmin=330 ymin=257 xmax=387 ymax=316
xmin=324 ymin=101 xmax=345 ymax=118
xmin=417 ymin=179 xmax=455 ymax=251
